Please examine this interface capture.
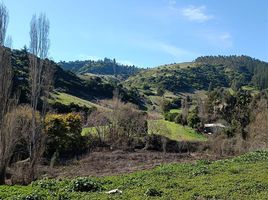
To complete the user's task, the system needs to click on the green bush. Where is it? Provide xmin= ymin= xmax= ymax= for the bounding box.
xmin=174 ymin=113 xmax=182 ymax=124
xmin=45 ymin=113 xmax=86 ymax=160
xmin=164 ymin=112 xmax=178 ymax=122
xmin=145 ymin=188 xmax=163 ymax=197
xmin=69 ymin=177 xmax=102 ymax=192
xmin=187 ymin=111 xmax=201 ymax=129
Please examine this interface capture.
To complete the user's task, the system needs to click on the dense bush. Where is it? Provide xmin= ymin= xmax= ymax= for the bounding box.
xmin=88 ymin=98 xmax=148 ymax=150
xmin=187 ymin=111 xmax=201 ymax=129
xmin=145 ymin=134 xmax=201 ymax=153
xmin=51 ymin=102 xmax=96 ymax=115
xmin=44 ymin=113 xmax=86 ymax=161
xmin=164 ymin=112 xmax=178 ymax=122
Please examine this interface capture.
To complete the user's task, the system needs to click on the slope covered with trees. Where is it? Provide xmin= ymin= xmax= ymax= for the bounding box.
xmin=59 ymin=58 xmax=142 ymax=79
xmin=125 ymin=55 xmax=268 ymax=94
xmin=11 ymin=49 xmax=144 ymax=108
xmin=195 ymin=55 xmax=268 ymax=90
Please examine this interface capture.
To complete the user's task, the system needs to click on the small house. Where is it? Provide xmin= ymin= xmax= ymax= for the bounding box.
xmin=204 ymin=123 xmax=226 ymax=134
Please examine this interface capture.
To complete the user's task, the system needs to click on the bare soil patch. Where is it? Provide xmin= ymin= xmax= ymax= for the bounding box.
xmin=40 ymin=150 xmax=220 ymax=179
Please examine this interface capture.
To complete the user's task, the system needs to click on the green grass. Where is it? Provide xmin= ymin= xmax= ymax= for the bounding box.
xmin=228 ymin=88 xmax=235 ymax=95
xmin=169 ymin=109 xmax=182 ymax=114
xmin=50 ymin=92 xmax=101 ymax=108
xmin=81 ymin=126 xmax=109 ymax=136
xmin=81 ymin=127 xmax=97 ymax=136
xmin=1 ymin=151 xmax=268 ymax=199
xmin=148 ymin=120 xmax=207 ymax=142
xmin=242 ymin=85 xmax=256 ymax=91
xmin=228 ymin=86 xmax=260 ymax=96
xmin=82 ymin=119 xmax=206 ymax=142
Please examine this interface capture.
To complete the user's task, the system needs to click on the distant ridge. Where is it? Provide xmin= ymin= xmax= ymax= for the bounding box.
xmin=58 ymin=58 xmax=143 ymax=79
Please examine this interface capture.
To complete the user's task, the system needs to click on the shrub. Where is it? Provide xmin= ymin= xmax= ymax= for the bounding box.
xmin=156 ymin=86 xmax=165 ymax=96
xmin=69 ymin=177 xmax=102 ymax=192
xmin=51 ymin=102 xmax=96 ymax=116
xmin=145 ymin=188 xmax=163 ymax=197
xmin=45 ymin=113 xmax=86 ymax=160
xmin=164 ymin=112 xmax=177 ymax=122
xmin=187 ymin=111 xmax=201 ymax=129
xmin=174 ymin=114 xmax=182 ymax=124
xmin=145 ymin=134 xmax=163 ymax=151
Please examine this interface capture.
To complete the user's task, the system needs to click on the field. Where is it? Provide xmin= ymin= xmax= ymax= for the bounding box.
xmin=1 ymin=151 xmax=268 ymax=199
xmin=82 ymin=119 xmax=206 ymax=142
xmin=148 ymin=120 xmax=207 ymax=141
xmin=49 ymin=92 xmax=102 ymax=108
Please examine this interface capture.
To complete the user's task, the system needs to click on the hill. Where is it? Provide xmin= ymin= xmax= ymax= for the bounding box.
xmin=58 ymin=58 xmax=142 ymax=79
xmin=1 ymin=151 xmax=268 ymax=199
xmin=11 ymin=48 xmax=145 ymax=108
xmin=125 ymin=55 xmax=268 ymax=95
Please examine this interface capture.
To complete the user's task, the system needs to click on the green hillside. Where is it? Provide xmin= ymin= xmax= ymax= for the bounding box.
xmin=49 ymin=92 xmax=101 ymax=109
xmin=1 ymin=151 xmax=268 ymax=199
xmin=11 ymin=49 xmax=145 ymax=108
xmin=125 ymin=55 xmax=268 ymax=95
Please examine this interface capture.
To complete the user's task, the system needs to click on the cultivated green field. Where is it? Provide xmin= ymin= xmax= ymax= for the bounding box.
xmin=1 ymin=151 xmax=268 ymax=199
xmin=148 ymin=120 xmax=207 ymax=141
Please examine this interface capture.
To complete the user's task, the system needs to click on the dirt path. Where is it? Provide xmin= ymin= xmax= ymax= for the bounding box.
xmin=40 ymin=150 xmax=219 ymax=178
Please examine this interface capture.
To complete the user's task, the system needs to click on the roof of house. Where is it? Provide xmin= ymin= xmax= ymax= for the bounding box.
xmin=204 ymin=123 xmax=226 ymax=128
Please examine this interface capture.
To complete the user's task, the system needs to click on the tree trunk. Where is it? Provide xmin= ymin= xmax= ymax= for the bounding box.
xmin=0 ymin=165 xmax=6 ymax=185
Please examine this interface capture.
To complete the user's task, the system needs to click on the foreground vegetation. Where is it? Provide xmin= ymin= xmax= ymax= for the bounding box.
xmin=1 ymin=151 xmax=268 ymax=199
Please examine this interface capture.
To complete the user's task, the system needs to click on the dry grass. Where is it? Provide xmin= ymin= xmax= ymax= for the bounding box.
xmin=39 ymin=150 xmax=217 ymax=179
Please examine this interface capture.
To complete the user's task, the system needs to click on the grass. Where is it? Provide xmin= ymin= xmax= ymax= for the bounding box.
xmin=1 ymin=151 xmax=268 ymax=199
xmin=82 ymin=119 xmax=206 ymax=142
xmin=228 ymin=88 xmax=235 ymax=95
xmin=81 ymin=126 xmax=109 ymax=136
xmin=148 ymin=120 xmax=207 ymax=142
xmin=49 ymin=92 xmax=101 ymax=108
xmin=169 ymin=109 xmax=181 ymax=114
xmin=242 ymin=85 xmax=256 ymax=91
xmin=81 ymin=127 xmax=97 ymax=136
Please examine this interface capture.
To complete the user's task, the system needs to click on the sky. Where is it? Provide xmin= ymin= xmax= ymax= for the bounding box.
xmin=3 ymin=0 xmax=268 ymax=67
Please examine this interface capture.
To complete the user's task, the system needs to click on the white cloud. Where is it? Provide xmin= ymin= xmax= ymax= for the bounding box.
xmin=132 ymin=37 xmax=199 ymax=60
xmin=159 ymin=43 xmax=197 ymax=59
xmin=219 ymin=32 xmax=233 ymax=48
xmin=200 ymin=31 xmax=233 ymax=48
xmin=76 ymin=54 xmax=101 ymax=61
xmin=181 ymin=6 xmax=213 ymax=22
xmin=168 ymin=0 xmax=176 ymax=7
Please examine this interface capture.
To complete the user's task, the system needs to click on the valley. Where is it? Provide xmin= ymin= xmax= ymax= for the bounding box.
xmin=0 ymin=1 xmax=268 ymax=199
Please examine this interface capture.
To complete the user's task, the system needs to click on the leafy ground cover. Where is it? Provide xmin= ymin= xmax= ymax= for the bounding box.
xmin=1 ymin=151 xmax=268 ymax=199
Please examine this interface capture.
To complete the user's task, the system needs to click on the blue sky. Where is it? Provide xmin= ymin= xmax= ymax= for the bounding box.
xmin=3 ymin=0 xmax=268 ymax=67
